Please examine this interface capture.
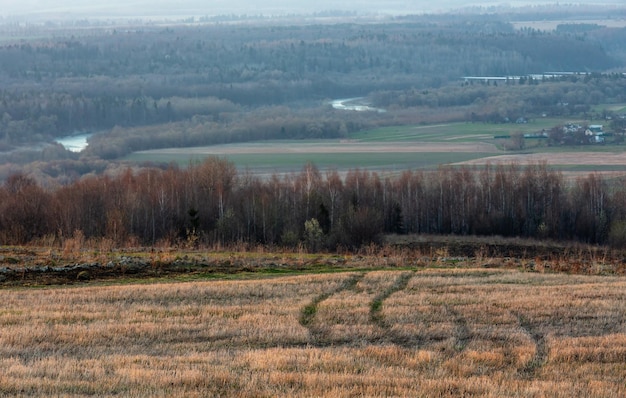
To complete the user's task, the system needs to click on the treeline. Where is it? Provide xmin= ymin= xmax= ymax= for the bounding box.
xmin=1 ymin=158 xmax=625 ymax=249
xmin=373 ymin=73 xmax=626 ymax=123
xmin=83 ymin=106 xmax=367 ymax=159
xmin=0 ymin=94 xmax=240 ymax=145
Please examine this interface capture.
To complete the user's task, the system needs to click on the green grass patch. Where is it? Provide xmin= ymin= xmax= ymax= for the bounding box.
xmin=523 ymin=143 xmax=626 ymax=154
xmin=591 ymin=103 xmax=626 ymax=114
xmin=538 ymin=164 xmax=626 ymax=173
xmin=350 ymin=118 xmax=582 ymax=142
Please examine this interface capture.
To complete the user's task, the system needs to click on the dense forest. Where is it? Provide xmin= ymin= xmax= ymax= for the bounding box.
xmin=0 ymin=13 xmax=625 ymax=151
xmin=1 ymin=158 xmax=625 ymax=249
xmin=0 ymin=10 xmax=625 ymax=185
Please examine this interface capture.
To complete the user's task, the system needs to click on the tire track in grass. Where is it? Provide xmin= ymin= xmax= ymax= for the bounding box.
xmin=446 ymin=305 xmax=471 ymax=352
xmin=516 ymin=313 xmax=548 ymax=377
xmin=299 ymin=272 xmax=365 ymax=346
xmin=369 ymin=272 xmax=418 ymax=347
xmin=369 ymin=272 xmax=415 ymax=328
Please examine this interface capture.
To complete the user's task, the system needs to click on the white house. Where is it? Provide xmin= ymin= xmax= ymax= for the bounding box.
xmin=585 ymin=125 xmax=605 ymax=143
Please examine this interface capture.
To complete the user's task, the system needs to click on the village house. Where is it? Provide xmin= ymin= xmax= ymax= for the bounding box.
xmin=585 ymin=124 xmax=605 ymax=143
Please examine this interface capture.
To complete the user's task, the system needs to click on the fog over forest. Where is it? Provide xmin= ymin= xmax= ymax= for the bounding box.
xmin=2 ymin=0 xmax=625 ymax=19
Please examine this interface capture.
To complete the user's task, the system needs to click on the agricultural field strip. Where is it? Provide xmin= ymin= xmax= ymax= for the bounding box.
xmin=130 ymin=114 xmax=626 ymax=172
xmin=134 ymin=141 xmax=500 ymax=156
xmin=351 ymin=119 xmax=582 ymax=141
xmin=1 ymin=270 xmax=626 ymax=396
xmin=456 ymin=151 xmax=626 ymax=166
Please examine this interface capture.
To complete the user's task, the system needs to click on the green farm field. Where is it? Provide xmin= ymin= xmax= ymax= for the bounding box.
xmin=349 ymin=118 xmax=571 ymax=143
xmin=592 ymin=103 xmax=626 ymax=114
xmin=1 ymin=267 xmax=625 ymax=397
xmin=127 ymin=146 xmax=497 ymax=173
xmin=125 ymin=116 xmax=626 ymax=175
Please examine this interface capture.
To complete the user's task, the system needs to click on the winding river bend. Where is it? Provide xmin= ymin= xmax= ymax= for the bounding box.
xmin=54 ymin=98 xmax=382 ymax=153
xmin=55 ymin=133 xmax=92 ymax=153
xmin=330 ymin=97 xmax=386 ymax=113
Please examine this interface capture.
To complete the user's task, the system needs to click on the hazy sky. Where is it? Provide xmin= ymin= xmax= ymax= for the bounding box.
xmin=0 ymin=0 xmax=623 ymax=19
xmin=3 ymin=1 xmax=435 ymax=18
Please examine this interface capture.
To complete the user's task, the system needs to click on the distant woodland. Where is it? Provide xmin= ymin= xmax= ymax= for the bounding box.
xmin=1 ymin=9 xmax=626 ymax=248
xmin=0 ymin=13 xmax=625 ymax=182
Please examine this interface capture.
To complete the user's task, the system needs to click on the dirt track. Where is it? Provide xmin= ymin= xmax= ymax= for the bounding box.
xmin=455 ymin=151 xmax=626 ymax=166
xmin=136 ymin=141 xmax=500 ymax=155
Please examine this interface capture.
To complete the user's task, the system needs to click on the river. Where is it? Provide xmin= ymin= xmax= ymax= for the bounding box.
xmin=55 ymin=133 xmax=92 ymax=153
xmin=330 ymin=97 xmax=386 ymax=113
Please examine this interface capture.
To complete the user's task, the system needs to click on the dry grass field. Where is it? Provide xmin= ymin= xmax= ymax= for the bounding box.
xmin=455 ymin=151 xmax=626 ymax=168
xmin=1 ymin=267 xmax=625 ymax=397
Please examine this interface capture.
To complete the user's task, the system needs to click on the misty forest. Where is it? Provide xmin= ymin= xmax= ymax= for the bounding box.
xmin=1 ymin=5 xmax=626 ymax=249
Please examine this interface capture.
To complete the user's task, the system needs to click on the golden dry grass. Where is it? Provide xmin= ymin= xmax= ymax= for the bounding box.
xmin=0 ymin=269 xmax=625 ymax=397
